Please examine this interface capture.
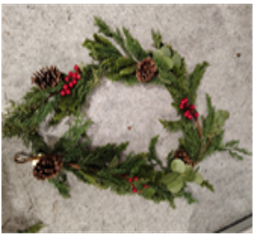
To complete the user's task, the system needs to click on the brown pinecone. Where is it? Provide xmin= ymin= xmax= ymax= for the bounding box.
xmin=31 ymin=66 xmax=62 ymax=90
xmin=174 ymin=149 xmax=193 ymax=167
xmin=33 ymin=154 xmax=63 ymax=180
xmin=136 ymin=57 xmax=157 ymax=82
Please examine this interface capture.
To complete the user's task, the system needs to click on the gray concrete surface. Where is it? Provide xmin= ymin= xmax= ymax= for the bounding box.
xmin=2 ymin=4 xmax=252 ymax=232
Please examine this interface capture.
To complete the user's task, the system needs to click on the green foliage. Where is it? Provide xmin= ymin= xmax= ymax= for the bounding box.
xmin=200 ymin=180 xmax=215 ymax=192
xmin=48 ymin=171 xmax=70 ymax=198
xmin=18 ymin=222 xmax=44 ymax=233
xmin=147 ymin=135 xmax=164 ymax=169
xmin=178 ymin=122 xmax=202 ymax=161
xmin=159 ymin=119 xmax=182 ymax=132
xmin=218 ymin=139 xmax=252 ymax=160
xmin=122 ymin=27 xmax=148 ymax=61
xmin=151 ymin=29 xmax=163 ymax=49
xmin=188 ymin=61 xmax=209 ymax=104
xmin=171 ymin=159 xmax=185 ymax=173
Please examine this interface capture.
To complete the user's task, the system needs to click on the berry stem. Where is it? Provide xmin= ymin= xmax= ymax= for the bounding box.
xmin=195 ymin=119 xmax=203 ymax=141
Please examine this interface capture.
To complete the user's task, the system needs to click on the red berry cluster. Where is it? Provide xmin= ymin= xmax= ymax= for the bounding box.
xmin=125 ymin=175 xmax=148 ymax=194
xmin=60 ymin=64 xmax=81 ymax=96
xmin=179 ymin=97 xmax=199 ymax=120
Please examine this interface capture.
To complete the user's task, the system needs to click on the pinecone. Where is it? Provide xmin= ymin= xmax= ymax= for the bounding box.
xmin=136 ymin=57 xmax=157 ymax=82
xmin=33 ymin=154 xmax=63 ymax=180
xmin=174 ymin=149 xmax=193 ymax=167
xmin=31 ymin=66 xmax=62 ymax=90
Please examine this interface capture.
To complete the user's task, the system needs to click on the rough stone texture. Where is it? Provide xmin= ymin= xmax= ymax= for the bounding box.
xmin=2 ymin=5 xmax=252 ymax=233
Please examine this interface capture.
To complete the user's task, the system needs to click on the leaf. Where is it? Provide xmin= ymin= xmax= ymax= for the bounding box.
xmin=119 ymin=65 xmax=137 ymax=76
xmin=167 ymin=176 xmax=184 ymax=194
xmin=159 ymin=119 xmax=182 ymax=132
xmin=108 ymin=155 xmax=119 ymax=168
xmin=189 ymin=61 xmax=209 ymax=104
xmin=201 ymin=180 xmax=215 ymax=192
xmin=161 ymin=172 xmax=179 ymax=184
xmin=19 ymin=222 xmax=45 ymax=233
xmin=181 ymin=165 xmax=195 ymax=182
xmin=225 ymin=140 xmax=240 ymax=148
xmin=143 ymin=187 xmax=156 ymax=197
xmin=153 ymin=50 xmax=174 ymax=70
xmin=160 ymin=46 xmax=171 ymax=57
xmin=229 ymin=150 xmax=243 ymax=160
xmin=194 ymin=172 xmax=204 ymax=185
xmin=171 ymin=159 xmax=185 ymax=173
xmin=172 ymin=52 xmax=182 ymax=67
xmin=151 ymin=29 xmax=163 ymax=49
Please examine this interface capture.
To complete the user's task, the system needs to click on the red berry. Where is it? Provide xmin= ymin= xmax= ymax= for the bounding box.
xmin=68 ymin=71 xmax=73 ymax=77
xmin=73 ymin=80 xmax=77 ymax=85
xmin=134 ymin=176 xmax=138 ymax=181
xmin=188 ymin=115 xmax=193 ymax=120
xmin=60 ymin=90 xmax=65 ymax=96
xmin=128 ymin=177 xmax=133 ymax=183
xmin=179 ymin=104 xmax=184 ymax=109
xmin=132 ymin=187 xmax=137 ymax=193
xmin=74 ymin=64 xmax=79 ymax=71
xmin=72 ymin=73 xmax=77 ymax=79
xmin=65 ymin=76 xmax=69 ymax=82
xmin=194 ymin=112 xmax=199 ymax=118
xmin=66 ymin=89 xmax=71 ymax=95
xmin=69 ymin=81 xmax=73 ymax=88
xmin=184 ymin=110 xmax=190 ymax=117
xmin=63 ymin=84 xmax=68 ymax=90
xmin=77 ymin=74 xmax=81 ymax=80
xmin=183 ymin=98 xmax=188 ymax=103
xmin=143 ymin=184 xmax=148 ymax=189
xmin=189 ymin=104 xmax=195 ymax=110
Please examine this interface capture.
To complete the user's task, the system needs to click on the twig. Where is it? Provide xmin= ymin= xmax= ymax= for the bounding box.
xmin=195 ymin=119 xmax=203 ymax=141
xmin=193 ymin=139 xmax=212 ymax=167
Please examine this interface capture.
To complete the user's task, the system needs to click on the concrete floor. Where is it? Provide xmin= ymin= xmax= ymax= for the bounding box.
xmin=2 ymin=5 xmax=252 ymax=232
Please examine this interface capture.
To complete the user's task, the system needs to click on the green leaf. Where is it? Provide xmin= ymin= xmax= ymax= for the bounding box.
xmin=108 ymin=155 xmax=119 ymax=168
xmin=159 ymin=119 xmax=182 ymax=132
xmin=143 ymin=187 xmax=156 ymax=197
xmin=151 ymin=29 xmax=163 ymax=49
xmin=171 ymin=159 xmax=185 ymax=173
xmin=229 ymin=150 xmax=243 ymax=160
xmin=201 ymin=180 xmax=215 ymax=192
xmin=19 ymin=222 xmax=45 ymax=233
xmin=161 ymin=172 xmax=179 ymax=184
xmin=172 ymin=52 xmax=182 ymax=67
xmin=160 ymin=46 xmax=171 ymax=57
xmin=194 ymin=172 xmax=204 ymax=185
xmin=225 ymin=140 xmax=240 ymax=148
xmin=181 ymin=165 xmax=195 ymax=182
xmin=153 ymin=50 xmax=174 ymax=70
xmin=167 ymin=176 xmax=184 ymax=194
xmin=119 ymin=65 xmax=137 ymax=76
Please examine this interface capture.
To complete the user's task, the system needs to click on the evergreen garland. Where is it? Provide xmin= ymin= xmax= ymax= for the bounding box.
xmin=2 ymin=16 xmax=251 ymax=208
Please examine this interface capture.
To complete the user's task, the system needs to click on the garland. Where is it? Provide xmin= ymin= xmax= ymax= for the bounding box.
xmin=2 ymin=16 xmax=251 ymax=208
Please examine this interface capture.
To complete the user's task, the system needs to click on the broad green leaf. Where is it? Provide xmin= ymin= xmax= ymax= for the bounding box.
xmin=108 ymin=155 xmax=118 ymax=168
xmin=171 ymin=159 xmax=185 ymax=173
xmin=194 ymin=172 xmax=204 ymax=185
xmin=167 ymin=176 xmax=184 ymax=194
xmin=143 ymin=187 xmax=156 ymax=197
xmin=172 ymin=52 xmax=182 ymax=67
xmin=182 ymin=165 xmax=195 ymax=182
xmin=161 ymin=172 xmax=179 ymax=184
xmin=119 ymin=66 xmax=137 ymax=76
xmin=160 ymin=46 xmax=171 ymax=57
xmin=163 ymin=57 xmax=174 ymax=70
